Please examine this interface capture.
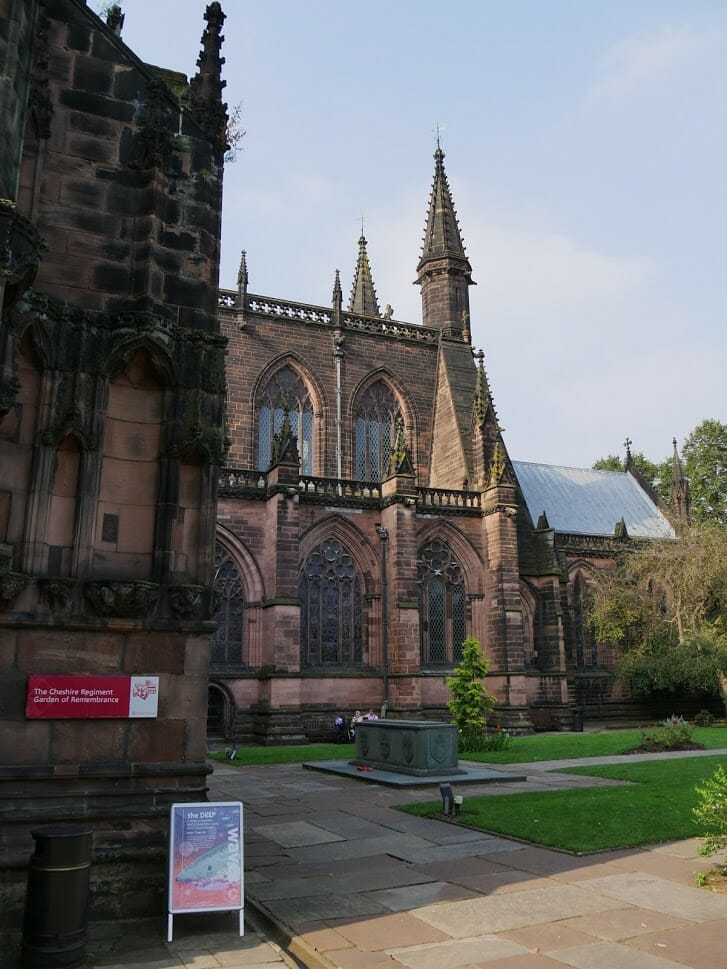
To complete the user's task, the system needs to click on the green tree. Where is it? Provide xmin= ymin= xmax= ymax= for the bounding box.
xmin=446 ymin=636 xmax=497 ymax=740
xmin=682 ymin=419 xmax=727 ymax=525
xmin=593 ymin=452 xmax=670 ymax=502
xmin=588 ymin=522 xmax=727 ymax=711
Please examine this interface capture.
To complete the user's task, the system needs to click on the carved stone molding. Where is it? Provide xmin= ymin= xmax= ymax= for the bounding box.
xmin=84 ymin=580 xmax=159 ymax=619
xmin=167 ymin=584 xmax=205 ymax=619
xmin=0 ymin=572 xmax=29 ymax=610
xmin=1 ymin=205 xmax=46 ymax=309
xmin=38 ymin=577 xmax=76 ymax=612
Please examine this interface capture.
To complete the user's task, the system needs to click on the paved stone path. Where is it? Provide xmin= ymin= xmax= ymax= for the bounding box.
xmin=4 ymin=749 xmax=727 ymax=968
xmin=210 ymin=751 xmax=727 ymax=969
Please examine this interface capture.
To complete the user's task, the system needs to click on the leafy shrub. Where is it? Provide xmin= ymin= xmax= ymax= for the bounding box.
xmin=459 ymin=725 xmax=511 ymax=753
xmin=694 ymin=709 xmax=716 ymax=728
xmin=694 ymin=764 xmax=727 ymax=865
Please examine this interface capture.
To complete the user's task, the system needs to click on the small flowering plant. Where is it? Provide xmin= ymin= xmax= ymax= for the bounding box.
xmin=637 ymin=715 xmax=695 ymax=751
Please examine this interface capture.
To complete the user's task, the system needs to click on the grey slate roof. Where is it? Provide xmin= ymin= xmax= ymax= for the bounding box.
xmin=512 ymin=461 xmax=675 ymax=539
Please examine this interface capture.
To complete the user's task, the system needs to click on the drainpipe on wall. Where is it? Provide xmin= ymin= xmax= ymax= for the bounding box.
xmin=334 ymin=339 xmax=344 ymax=484
xmin=375 ymin=524 xmax=389 ymax=707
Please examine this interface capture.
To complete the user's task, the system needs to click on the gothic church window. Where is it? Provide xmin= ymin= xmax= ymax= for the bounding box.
xmin=211 ymin=545 xmax=245 ymax=667
xmin=257 ymin=366 xmax=313 ymax=473
xmin=354 ymin=381 xmax=401 ymax=481
xmin=299 ymin=538 xmax=363 ymax=667
xmin=418 ymin=539 xmax=467 ymax=666
xmin=573 ymin=573 xmax=597 ymax=668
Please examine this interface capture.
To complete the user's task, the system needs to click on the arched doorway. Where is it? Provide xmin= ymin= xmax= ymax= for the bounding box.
xmin=207 ymin=685 xmax=227 ymax=740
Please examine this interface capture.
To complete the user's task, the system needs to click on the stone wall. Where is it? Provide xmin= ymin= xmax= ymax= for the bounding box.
xmin=0 ymin=0 xmax=228 ymax=922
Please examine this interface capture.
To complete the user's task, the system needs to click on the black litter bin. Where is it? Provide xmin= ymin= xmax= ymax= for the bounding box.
xmin=572 ymin=707 xmax=584 ymax=733
xmin=21 ymin=825 xmax=92 ymax=969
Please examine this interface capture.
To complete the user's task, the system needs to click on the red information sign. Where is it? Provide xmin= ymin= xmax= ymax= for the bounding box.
xmin=26 ymin=675 xmax=159 ymax=719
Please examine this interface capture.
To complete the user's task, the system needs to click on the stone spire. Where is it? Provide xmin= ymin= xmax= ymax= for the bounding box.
xmin=348 ymin=232 xmax=381 ymax=317
xmin=670 ymin=437 xmax=691 ymax=525
xmin=188 ymin=2 xmax=228 ymax=153
xmin=415 ymin=145 xmax=474 ymax=332
xmin=236 ymin=250 xmax=247 ymax=308
xmin=332 ymin=268 xmax=343 ymax=328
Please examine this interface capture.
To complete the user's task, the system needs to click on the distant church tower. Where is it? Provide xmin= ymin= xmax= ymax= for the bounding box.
xmin=415 ymin=145 xmax=475 ymax=333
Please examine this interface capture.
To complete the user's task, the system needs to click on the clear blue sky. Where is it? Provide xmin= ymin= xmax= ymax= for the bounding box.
xmin=112 ymin=0 xmax=726 ymax=469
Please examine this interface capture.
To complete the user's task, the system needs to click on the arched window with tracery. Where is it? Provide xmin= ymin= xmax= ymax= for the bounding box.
xmin=354 ymin=380 xmax=402 ymax=481
xmin=299 ymin=538 xmax=363 ymax=667
xmin=257 ymin=366 xmax=313 ymax=473
xmin=418 ymin=539 xmax=467 ymax=667
xmin=573 ymin=573 xmax=597 ymax=668
xmin=211 ymin=545 xmax=245 ymax=668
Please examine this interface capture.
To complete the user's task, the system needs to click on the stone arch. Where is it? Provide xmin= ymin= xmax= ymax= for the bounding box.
xmin=46 ymin=432 xmax=82 ymax=576
xmin=92 ymin=347 xmax=164 ymax=580
xmin=206 ymin=681 xmax=234 ymax=740
xmin=299 ymin=514 xmax=380 ymax=592
xmin=519 ymin=579 xmax=537 ymax=666
xmin=348 ymin=369 xmax=419 ymax=480
xmin=213 ymin=524 xmax=265 ymax=669
xmin=416 ymin=520 xmax=485 ymax=596
xmin=298 ymin=515 xmax=378 ymax=669
xmin=252 ymin=354 xmax=325 ymax=475
xmin=416 ymin=522 xmax=480 ymax=668
xmin=104 ymin=337 xmax=175 ymax=387
xmin=14 ymin=316 xmax=52 ymax=371
xmin=567 ymin=561 xmax=600 ymax=669
xmin=216 ymin=523 xmax=265 ymax=603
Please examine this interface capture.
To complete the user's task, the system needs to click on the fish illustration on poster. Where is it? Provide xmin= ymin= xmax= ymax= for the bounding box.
xmin=168 ymin=802 xmax=244 ymax=913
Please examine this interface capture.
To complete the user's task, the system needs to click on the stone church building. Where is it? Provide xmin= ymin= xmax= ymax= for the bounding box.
xmin=212 ymin=145 xmax=681 ymax=744
xmin=0 ymin=0 xmax=690 ymax=924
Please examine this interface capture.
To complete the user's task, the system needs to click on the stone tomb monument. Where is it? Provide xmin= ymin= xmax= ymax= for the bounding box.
xmin=352 ymin=720 xmax=464 ymax=776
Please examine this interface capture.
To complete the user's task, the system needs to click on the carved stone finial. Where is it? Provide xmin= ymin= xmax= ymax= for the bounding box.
xmin=188 ymin=2 xmax=229 ymax=153
xmin=386 ymin=417 xmax=415 ymax=478
xmin=236 ymin=250 xmax=248 ymax=311
xmin=624 ymin=437 xmax=633 ymax=470
xmin=106 ymin=5 xmax=125 ymax=35
xmin=271 ymin=410 xmax=300 ymax=467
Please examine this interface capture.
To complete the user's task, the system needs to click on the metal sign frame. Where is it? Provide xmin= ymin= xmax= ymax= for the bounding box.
xmin=167 ymin=801 xmax=244 ymax=942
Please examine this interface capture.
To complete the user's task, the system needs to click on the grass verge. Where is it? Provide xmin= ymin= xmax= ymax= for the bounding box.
xmin=209 ymin=726 xmax=727 ymax=767
xmin=464 ymin=726 xmax=727 ymax=764
xmin=209 ymin=743 xmax=353 ymax=765
xmin=398 ymin=755 xmax=727 ymax=853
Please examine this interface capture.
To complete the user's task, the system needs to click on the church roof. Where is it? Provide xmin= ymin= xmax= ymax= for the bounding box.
xmin=513 ymin=461 xmax=675 ymax=539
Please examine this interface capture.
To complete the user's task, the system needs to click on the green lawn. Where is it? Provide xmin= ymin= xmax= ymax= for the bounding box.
xmin=209 ymin=742 xmax=354 ymax=765
xmin=399 ymin=755 xmax=727 ymax=853
xmin=464 ymin=727 xmax=727 ymax=763
xmin=210 ymin=726 xmax=727 ymax=767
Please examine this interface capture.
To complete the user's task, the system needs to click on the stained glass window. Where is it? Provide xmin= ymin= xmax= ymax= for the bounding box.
xmin=211 ymin=545 xmax=244 ymax=668
xmin=299 ymin=538 xmax=363 ymax=666
xmin=354 ymin=381 xmax=401 ymax=481
xmin=573 ymin=574 xmax=597 ymax=668
xmin=418 ymin=539 xmax=467 ymax=667
xmin=258 ymin=366 xmax=313 ymax=473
